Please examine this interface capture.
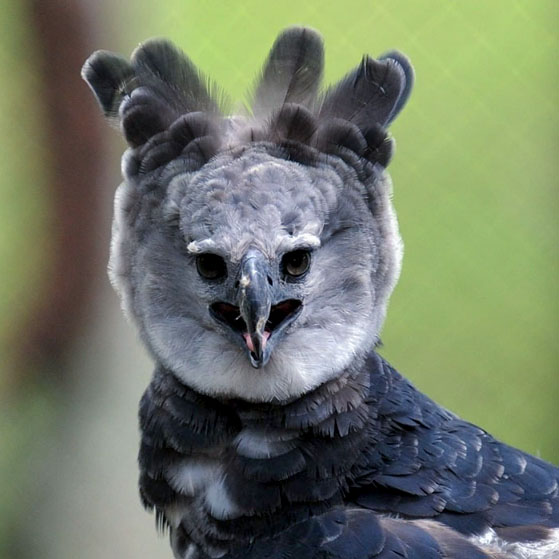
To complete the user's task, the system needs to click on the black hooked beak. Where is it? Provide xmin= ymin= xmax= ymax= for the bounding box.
xmin=239 ymin=249 xmax=272 ymax=368
xmin=210 ymin=249 xmax=303 ymax=369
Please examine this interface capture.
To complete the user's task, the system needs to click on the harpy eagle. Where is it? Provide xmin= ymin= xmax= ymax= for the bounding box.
xmin=82 ymin=26 xmax=558 ymax=559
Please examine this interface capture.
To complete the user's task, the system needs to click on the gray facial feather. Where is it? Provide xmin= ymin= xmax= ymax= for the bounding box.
xmin=92 ymin=27 xmax=409 ymax=402
xmin=108 ymin=143 xmax=400 ymax=401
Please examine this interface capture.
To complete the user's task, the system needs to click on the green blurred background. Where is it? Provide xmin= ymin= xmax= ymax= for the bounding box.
xmin=0 ymin=1 xmax=557 ymax=557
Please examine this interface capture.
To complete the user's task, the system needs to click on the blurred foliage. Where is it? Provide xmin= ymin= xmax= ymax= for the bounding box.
xmin=0 ymin=0 xmax=51 ymax=375
xmin=0 ymin=2 xmax=557 ymax=554
xmin=0 ymin=386 xmax=56 ymax=555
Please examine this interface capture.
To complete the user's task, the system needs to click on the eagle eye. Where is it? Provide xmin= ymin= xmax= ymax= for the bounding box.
xmin=282 ymin=250 xmax=311 ymax=278
xmin=196 ymin=253 xmax=227 ymax=280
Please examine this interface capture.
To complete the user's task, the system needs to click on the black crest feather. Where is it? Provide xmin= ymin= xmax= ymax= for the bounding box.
xmin=131 ymin=39 xmax=221 ymax=117
xmin=378 ymin=51 xmax=414 ymax=125
xmin=314 ymin=119 xmax=367 ymax=156
xmin=268 ymin=103 xmax=317 ymax=144
xmin=82 ymin=39 xmax=224 ymax=148
xmin=251 ymin=26 xmax=324 ymax=119
xmin=81 ymin=51 xmax=134 ymax=118
xmin=82 ymin=29 xmax=414 ymax=168
xmin=319 ymin=53 xmax=413 ymax=130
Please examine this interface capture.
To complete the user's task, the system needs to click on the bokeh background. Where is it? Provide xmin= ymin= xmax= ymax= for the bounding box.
xmin=0 ymin=1 xmax=557 ymax=557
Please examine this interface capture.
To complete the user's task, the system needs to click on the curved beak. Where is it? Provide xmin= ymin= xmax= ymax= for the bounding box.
xmin=210 ymin=249 xmax=303 ymax=369
xmin=239 ymin=249 xmax=272 ymax=368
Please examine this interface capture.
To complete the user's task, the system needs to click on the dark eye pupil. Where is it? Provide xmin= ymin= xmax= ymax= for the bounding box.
xmin=196 ymin=254 xmax=226 ymax=280
xmin=283 ymin=250 xmax=310 ymax=277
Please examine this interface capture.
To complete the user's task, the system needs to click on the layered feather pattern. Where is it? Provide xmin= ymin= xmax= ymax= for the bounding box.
xmin=138 ymin=353 xmax=559 ymax=558
xmin=82 ymin=26 xmax=413 ymax=168
xmin=82 ymin=39 xmax=223 ymax=147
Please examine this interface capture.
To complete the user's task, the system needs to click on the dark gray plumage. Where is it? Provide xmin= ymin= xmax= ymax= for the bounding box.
xmin=251 ymin=27 xmax=324 ymax=118
xmin=82 ymin=26 xmax=559 ymax=559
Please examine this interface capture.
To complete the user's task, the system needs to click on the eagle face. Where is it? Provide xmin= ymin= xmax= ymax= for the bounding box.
xmin=110 ymin=144 xmax=400 ymax=401
xmin=81 ymin=27 xmax=411 ymax=403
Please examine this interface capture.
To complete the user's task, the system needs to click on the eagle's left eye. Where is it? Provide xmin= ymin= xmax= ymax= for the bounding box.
xmin=282 ymin=250 xmax=311 ymax=278
xmin=196 ymin=253 xmax=227 ymax=280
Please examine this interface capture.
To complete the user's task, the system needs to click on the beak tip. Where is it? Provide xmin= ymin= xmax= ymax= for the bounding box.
xmin=249 ymin=356 xmax=263 ymax=369
xmin=249 ymin=355 xmax=271 ymax=369
xmin=249 ymin=344 xmax=271 ymax=369
xmin=245 ymin=331 xmax=271 ymax=368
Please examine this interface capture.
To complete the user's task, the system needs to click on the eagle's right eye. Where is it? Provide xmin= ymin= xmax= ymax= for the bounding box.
xmin=196 ymin=254 xmax=227 ymax=280
xmin=282 ymin=250 xmax=311 ymax=278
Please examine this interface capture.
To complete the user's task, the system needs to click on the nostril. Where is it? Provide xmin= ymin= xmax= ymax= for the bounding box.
xmin=267 ymin=275 xmax=273 ymax=286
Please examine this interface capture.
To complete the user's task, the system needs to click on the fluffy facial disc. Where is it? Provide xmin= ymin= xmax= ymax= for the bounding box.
xmin=109 ymin=146 xmax=402 ymax=401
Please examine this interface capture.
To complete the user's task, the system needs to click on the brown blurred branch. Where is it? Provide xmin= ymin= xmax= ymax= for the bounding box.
xmin=16 ymin=0 xmax=106 ymax=380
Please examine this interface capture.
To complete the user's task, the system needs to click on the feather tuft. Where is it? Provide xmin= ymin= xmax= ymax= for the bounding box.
xmin=362 ymin=124 xmax=394 ymax=167
xmin=318 ymin=53 xmax=410 ymax=130
xmin=378 ymin=50 xmax=415 ymax=125
xmin=313 ymin=119 xmax=367 ymax=156
xmin=268 ymin=103 xmax=317 ymax=144
xmin=130 ymin=38 xmax=222 ymax=116
xmin=251 ymin=26 xmax=324 ymax=119
xmin=81 ymin=50 xmax=134 ymax=118
xmin=82 ymin=39 xmax=226 ymax=148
